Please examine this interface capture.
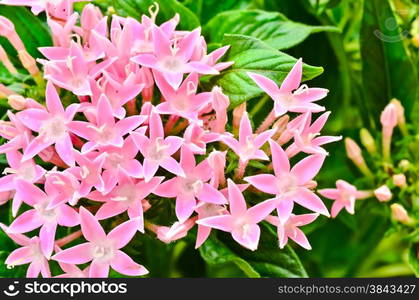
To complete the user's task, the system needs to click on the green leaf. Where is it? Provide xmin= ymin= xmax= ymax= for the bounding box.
xmin=407 ymin=242 xmax=419 ymax=277
xmin=113 ymin=0 xmax=200 ymax=30
xmin=181 ymin=0 xmax=251 ymax=24
xmin=199 ymin=224 xmax=308 ymax=278
xmin=199 ymin=234 xmax=260 ymax=278
xmin=204 ymin=9 xmax=339 ymax=50
xmin=0 ymin=6 xmax=51 ymax=57
xmin=360 ymin=0 xmax=418 ymax=123
xmin=204 ymin=34 xmax=324 ymax=108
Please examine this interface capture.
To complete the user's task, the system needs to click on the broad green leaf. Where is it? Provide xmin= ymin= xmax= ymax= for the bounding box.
xmin=0 ymin=6 xmax=51 ymax=57
xmin=204 ymin=10 xmax=339 ymax=50
xmin=200 ymin=224 xmax=308 ymax=278
xmin=204 ymin=34 xmax=324 ymax=108
xmin=360 ymin=0 xmax=418 ymax=123
xmin=199 ymin=235 xmax=260 ymax=278
xmin=181 ymin=0 xmax=251 ymax=24
xmin=407 ymin=242 xmax=419 ymax=277
xmin=113 ymin=0 xmax=199 ymax=30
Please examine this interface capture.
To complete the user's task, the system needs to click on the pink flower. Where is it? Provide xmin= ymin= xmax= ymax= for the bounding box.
xmin=195 ymin=203 xmax=227 ymax=248
xmin=266 ymin=213 xmax=319 ymax=249
xmin=88 ymin=172 xmax=163 ymax=232
xmin=154 ymin=72 xmax=211 ymax=123
xmin=286 ymin=111 xmax=342 ymax=157
xmin=374 ymin=185 xmax=392 ymax=202
xmin=154 ymin=146 xmax=226 ymax=222
xmin=318 ymin=180 xmax=371 ymax=217
xmin=222 ymin=112 xmax=275 ymax=163
xmin=197 ymin=179 xmax=276 ymax=251
xmin=132 ymin=26 xmax=218 ymax=90
xmin=0 ymin=150 xmax=45 ymax=215
xmin=44 ymin=170 xmax=81 ymax=208
xmin=131 ymin=110 xmax=184 ymax=182
xmin=69 ymin=94 xmax=146 ymax=153
xmin=67 ymin=151 xmax=107 ymax=197
xmin=245 ymin=139 xmax=329 ymax=221
xmin=7 ymin=180 xmax=80 ymax=258
xmin=247 ymin=59 xmax=327 ymax=117
xmin=182 ymin=123 xmax=219 ymax=155
xmin=17 ymin=81 xmax=79 ymax=166
xmin=1 ymin=224 xmax=50 ymax=278
xmin=52 ymin=207 xmax=148 ymax=277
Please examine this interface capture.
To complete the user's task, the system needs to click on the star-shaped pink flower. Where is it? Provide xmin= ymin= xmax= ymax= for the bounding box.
xmin=131 ymin=110 xmax=184 ymax=182
xmin=52 ymin=207 xmax=148 ymax=278
xmin=154 ymin=146 xmax=227 ymax=222
xmin=244 ymin=139 xmax=329 ymax=221
xmin=248 ymin=59 xmax=327 ymax=117
xmin=197 ymin=179 xmax=276 ymax=251
xmin=17 ymin=81 xmax=79 ymax=166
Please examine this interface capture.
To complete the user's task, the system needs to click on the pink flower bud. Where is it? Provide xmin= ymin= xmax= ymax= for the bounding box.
xmin=345 ymin=137 xmax=362 ymax=160
xmin=7 ymin=95 xmax=26 ymax=110
xmin=81 ymin=4 xmax=103 ymax=31
xmin=232 ymin=102 xmax=246 ymax=135
xmin=374 ymin=185 xmax=392 ymax=202
xmin=212 ymin=86 xmax=229 ymax=112
xmin=392 ymin=174 xmax=407 ymax=188
xmin=0 ymin=44 xmax=17 ymax=74
xmin=155 ymin=218 xmax=196 ymax=244
xmin=380 ymin=103 xmax=398 ymax=130
xmin=208 ymin=150 xmax=227 ymax=187
xmin=0 ymin=16 xmax=15 ymax=37
xmin=359 ymin=128 xmax=376 ymax=155
xmin=390 ymin=204 xmax=411 ymax=225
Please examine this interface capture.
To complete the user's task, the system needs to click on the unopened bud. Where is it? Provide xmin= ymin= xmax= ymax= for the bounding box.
xmin=232 ymin=102 xmax=246 ymax=136
xmin=272 ymin=115 xmax=290 ymax=140
xmin=7 ymin=95 xmax=26 ymax=110
xmin=211 ymin=86 xmax=229 ymax=133
xmin=359 ymin=128 xmax=376 ymax=155
xmin=18 ymin=50 xmax=40 ymax=77
xmin=392 ymin=174 xmax=407 ymax=188
xmin=0 ymin=45 xmax=17 ymax=74
xmin=390 ymin=98 xmax=408 ymax=136
xmin=399 ymin=159 xmax=410 ymax=171
xmin=412 ymin=35 xmax=419 ymax=48
xmin=390 ymin=204 xmax=412 ymax=225
xmin=374 ymin=185 xmax=392 ymax=202
xmin=345 ymin=137 xmax=362 ymax=160
xmin=81 ymin=4 xmax=103 ymax=31
xmin=0 ymin=16 xmax=15 ymax=37
xmin=380 ymin=103 xmax=398 ymax=129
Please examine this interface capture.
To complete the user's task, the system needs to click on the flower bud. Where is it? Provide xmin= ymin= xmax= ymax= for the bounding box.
xmin=359 ymin=128 xmax=376 ymax=155
xmin=398 ymin=159 xmax=410 ymax=171
xmin=345 ymin=137 xmax=373 ymax=176
xmin=0 ymin=45 xmax=16 ymax=74
xmin=380 ymin=103 xmax=398 ymax=129
xmin=7 ymin=95 xmax=26 ymax=110
xmin=0 ymin=16 xmax=15 ymax=37
xmin=232 ymin=102 xmax=246 ymax=136
xmin=374 ymin=185 xmax=392 ymax=202
xmin=81 ymin=4 xmax=103 ymax=31
xmin=390 ymin=204 xmax=412 ymax=225
xmin=412 ymin=35 xmax=419 ymax=48
xmin=390 ymin=98 xmax=408 ymax=136
xmin=272 ymin=114 xmax=289 ymax=140
xmin=392 ymin=174 xmax=407 ymax=188
xmin=211 ymin=86 xmax=229 ymax=133
xmin=208 ymin=150 xmax=227 ymax=187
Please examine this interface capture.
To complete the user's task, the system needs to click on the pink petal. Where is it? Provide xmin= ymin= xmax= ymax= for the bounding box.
xmin=111 ymin=250 xmax=148 ymax=276
xmin=195 ymin=225 xmax=211 ymax=249
xmin=17 ymin=109 xmax=49 ymax=131
xmin=269 ymin=139 xmax=290 ymax=175
xmin=175 ymin=193 xmax=196 ymax=222
xmin=131 ymin=54 xmax=158 ymax=68
xmin=317 ymin=188 xmax=339 ymax=200
xmin=121 ymin=159 xmax=143 ymax=178
xmin=253 ymin=129 xmax=275 ymax=149
xmin=97 ymin=95 xmax=115 ymax=126
xmin=23 ymin=136 xmax=51 ymax=161
xmin=276 ymin=198 xmax=294 ymax=222
xmin=227 ymin=179 xmax=247 ymax=215
xmin=108 ymin=218 xmax=139 ymax=249
xmin=8 ymin=209 xmax=43 ymax=233
xmin=239 ymin=112 xmax=253 ymax=144
xmin=291 ymin=228 xmax=311 ymax=250
xmin=232 ymin=223 xmax=260 ymax=251
xmin=57 ymin=205 xmax=80 ymax=227
xmin=0 ymin=175 xmax=15 ymax=192
xmin=52 ymin=243 xmax=93 ymax=264
xmin=160 ymin=156 xmax=185 ymax=177
xmin=280 ymin=58 xmax=302 ymax=93
xmin=55 ymin=134 xmax=75 ymax=166
xmin=5 ymin=246 xmax=32 ymax=266
xmin=246 ymin=199 xmax=276 ymax=223
xmin=149 ymin=111 xmax=164 ymax=140
xmin=294 ymin=188 xmax=329 ymax=217
xmin=309 ymin=111 xmax=330 ymax=133
xmin=15 ymin=179 xmax=47 ymax=206
xmin=127 ymin=201 xmax=144 ymax=232
xmin=164 ymin=136 xmax=183 ymax=156
xmin=154 ymin=178 xmax=178 ymax=198
xmin=142 ymin=159 xmax=159 ymax=182
xmin=89 ymin=260 xmax=110 ymax=278
xmin=247 ymin=72 xmax=280 ymax=101
xmin=26 ymin=262 xmax=41 ymax=278
xmin=196 ymin=215 xmax=234 ymax=232
xmin=294 ymin=88 xmax=328 ymax=103
xmin=178 ymin=28 xmax=201 ymax=60
xmin=116 ymin=115 xmax=145 ymax=136
xmin=39 ymin=222 xmax=57 ymax=259
xmin=244 ymin=174 xmax=277 ymax=195
xmin=197 ymin=184 xmax=227 ymax=204
xmin=46 ymin=81 xmax=64 ymax=114
xmin=80 ymin=207 xmax=106 ymax=242
xmin=95 ymin=201 xmax=127 ymax=220
xmin=291 ymin=154 xmax=325 ymax=184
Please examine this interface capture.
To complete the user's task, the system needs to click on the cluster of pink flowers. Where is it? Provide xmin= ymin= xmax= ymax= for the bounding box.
xmin=0 ymin=1 xmax=341 ymax=277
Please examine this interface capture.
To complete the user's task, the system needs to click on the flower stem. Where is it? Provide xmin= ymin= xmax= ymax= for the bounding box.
xmin=56 ymin=230 xmax=82 ymax=247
